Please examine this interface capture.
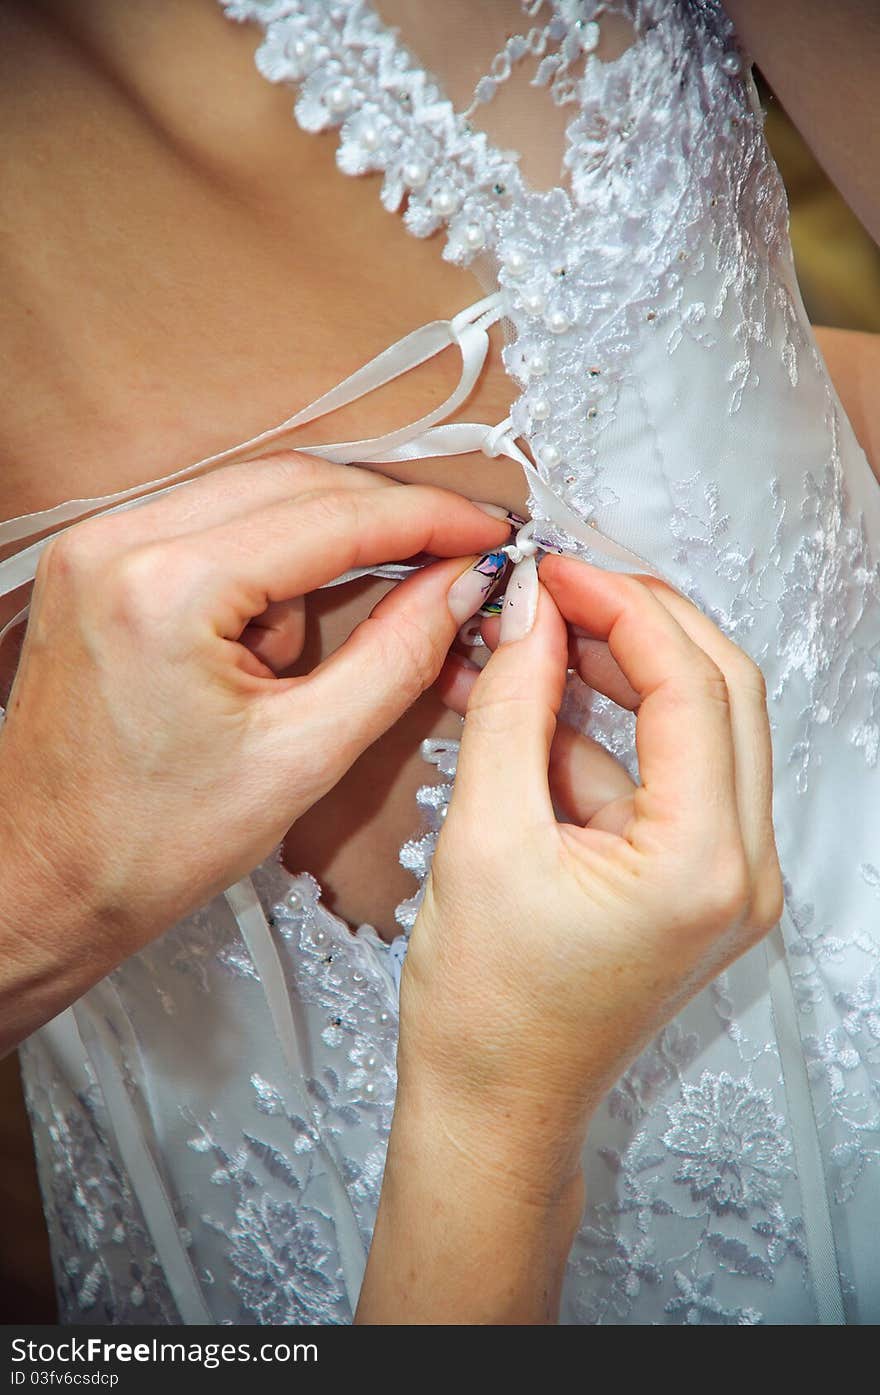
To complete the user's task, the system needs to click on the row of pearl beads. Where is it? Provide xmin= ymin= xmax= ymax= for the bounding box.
xmin=386 ymin=154 xmax=489 ymax=246
xmin=519 ymin=294 xmax=572 ymax=335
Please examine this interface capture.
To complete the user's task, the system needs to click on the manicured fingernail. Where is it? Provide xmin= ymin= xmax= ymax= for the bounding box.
xmin=499 ymin=554 xmax=539 ymax=643
xmin=447 ymin=551 xmax=509 ymax=625
xmin=472 ymin=501 xmax=511 ymax=520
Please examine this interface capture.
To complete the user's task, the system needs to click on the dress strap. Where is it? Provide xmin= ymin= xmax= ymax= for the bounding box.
xmin=223 ymin=876 xmax=367 ymax=1312
xmin=68 ymin=986 xmax=214 ymax=1324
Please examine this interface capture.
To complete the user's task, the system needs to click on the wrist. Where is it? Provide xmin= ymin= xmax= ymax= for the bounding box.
xmin=393 ymin=1057 xmax=590 ymax=1215
xmin=0 ymin=771 xmax=132 ymax=1052
xmin=359 ymin=1086 xmax=585 ymax=1323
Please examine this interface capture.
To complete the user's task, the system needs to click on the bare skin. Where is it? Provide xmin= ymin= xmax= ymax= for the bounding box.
xmin=1 ymin=0 xmax=878 ymax=941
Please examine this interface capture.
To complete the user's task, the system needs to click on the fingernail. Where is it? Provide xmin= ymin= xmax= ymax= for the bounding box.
xmin=499 ymin=554 xmax=539 ymax=644
xmin=472 ymin=500 xmax=511 ymax=520
xmin=447 ymin=551 xmax=509 ymax=625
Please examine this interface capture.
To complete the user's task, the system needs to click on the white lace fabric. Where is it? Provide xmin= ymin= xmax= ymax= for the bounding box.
xmin=11 ymin=1 xmax=880 ymax=1324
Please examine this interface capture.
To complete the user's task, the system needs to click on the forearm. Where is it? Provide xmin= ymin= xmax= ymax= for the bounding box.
xmin=356 ymin=1082 xmax=585 ymax=1325
xmin=0 ymin=787 xmax=127 ymax=1056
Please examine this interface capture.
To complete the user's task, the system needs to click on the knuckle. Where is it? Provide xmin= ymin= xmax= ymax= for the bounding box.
xmin=736 ymin=653 xmax=769 ymax=704
xmin=299 ymin=487 xmax=359 ymax=532
xmin=365 ymin=609 xmax=445 ymax=703
xmin=750 ymin=862 xmax=785 ymax=934
xmin=700 ymin=846 xmax=751 ymax=927
xmin=696 ymin=659 xmax=732 ymax=707
xmin=38 ymin=517 xmax=114 ymax=585
xmin=255 ymin=449 xmax=322 ymax=490
xmin=106 ymin=541 xmax=194 ymax=625
xmin=392 ymin=614 xmax=445 ymax=697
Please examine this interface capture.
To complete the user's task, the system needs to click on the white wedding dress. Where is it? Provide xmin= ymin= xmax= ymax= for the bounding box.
xmin=3 ymin=0 xmax=880 ymax=1325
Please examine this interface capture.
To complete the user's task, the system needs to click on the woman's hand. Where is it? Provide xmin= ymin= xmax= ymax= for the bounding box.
xmin=359 ymin=553 xmax=782 ymax=1323
xmin=0 ymin=453 xmax=509 ymax=1050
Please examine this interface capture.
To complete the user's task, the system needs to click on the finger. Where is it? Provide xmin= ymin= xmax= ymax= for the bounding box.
xmin=569 ymin=633 xmax=642 ymax=710
xmin=634 ymin=577 xmax=778 ymax=903
xmin=438 ymin=652 xmax=636 ymax=826
xmin=548 ymin=724 xmax=636 ymax=827
xmin=482 ymin=613 xmax=641 ymax=709
xmin=448 ymin=579 xmax=569 ymax=833
xmin=102 ymin=451 xmax=394 ymax=547
xmin=196 ymin=484 xmax=511 ymax=631
xmin=239 ymin=597 xmax=306 ymax=674
xmin=260 ymin=555 xmax=494 ymax=796
xmin=538 ymin=554 xmax=741 ymax=851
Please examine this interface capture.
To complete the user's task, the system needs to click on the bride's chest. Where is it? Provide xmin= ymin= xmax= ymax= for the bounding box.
xmin=0 ymin=1 xmax=517 ymax=534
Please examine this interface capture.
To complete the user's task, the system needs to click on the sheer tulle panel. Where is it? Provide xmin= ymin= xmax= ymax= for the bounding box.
xmin=376 ymin=0 xmax=635 ymax=193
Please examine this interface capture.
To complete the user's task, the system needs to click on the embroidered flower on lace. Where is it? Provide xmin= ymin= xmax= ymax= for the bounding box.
xmin=662 ymin=1072 xmax=792 ymax=1216
xmin=608 ymin=1023 xmax=701 ymax=1126
xmin=664 ymin=1270 xmax=763 ymax=1326
xmin=226 ymin=1194 xmax=340 ymax=1324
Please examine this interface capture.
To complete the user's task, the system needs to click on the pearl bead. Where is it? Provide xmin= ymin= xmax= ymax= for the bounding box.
xmin=542 ymin=443 xmax=562 ymax=470
xmin=314 ymin=929 xmax=327 ymax=945
xmin=403 ymin=159 xmax=428 ymax=189
xmin=502 ymin=248 xmax=528 ymax=278
xmin=721 ymin=51 xmax=742 ymax=76
xmin=531 ymin=396 xmax=551 ymax=421
xmin=379 ymin=1011 xmax=391 ymax=1025
xmin=430 ymin=186 xmax=459 ymax=217
xmin=464 ymin=223 xmax=486 ymax=250
xmin=522 ymin=287 xmax=547 ymax=316
xmin=364 ymin=1082 xmax=376 ymax=1096
xmin=546 ymin=310 xmax=571 ymax=335
xmin=365 ymin=1055 xmax=378 ymax=1070
xmin=527 ymin=348 xmax=549 ymax=376
xmin=360 ymin=124 xmax=380 ymax=152
xmin=290 ymin=38 xmax=314 ymax=72
xmin=287 ymin=890 xmax=302 ymax=910
xmin=325 ymin=83 xmax=351 ymax=114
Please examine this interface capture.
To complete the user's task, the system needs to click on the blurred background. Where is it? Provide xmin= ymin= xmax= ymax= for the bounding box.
xmin=1 ymin=86 xmax=879 ymax=1325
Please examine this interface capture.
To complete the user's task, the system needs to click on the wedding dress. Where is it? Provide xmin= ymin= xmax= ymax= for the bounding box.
xmin=3 ymin=1 xmax=880 ymax=1325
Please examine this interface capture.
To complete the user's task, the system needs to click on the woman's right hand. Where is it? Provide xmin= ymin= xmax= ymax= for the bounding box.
xmin=0 ymin=453 xmax=509 ymax=1050
xmin=403 ymin=552 xmax=784 ymax=1196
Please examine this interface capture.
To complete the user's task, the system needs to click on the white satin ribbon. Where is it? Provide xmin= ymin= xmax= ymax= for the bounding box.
xmin=0 ymin=292 xmax=504 ymax=559
xmin=0 ymin=288 xmax=660 ymax=599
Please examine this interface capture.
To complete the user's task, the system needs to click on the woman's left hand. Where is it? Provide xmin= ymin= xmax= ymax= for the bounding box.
xmin=359 ymin=552 xmax=782 ymax=1323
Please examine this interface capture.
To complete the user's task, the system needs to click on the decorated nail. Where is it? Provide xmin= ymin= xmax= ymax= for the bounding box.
xmin=472 ymin=501 xmax=510 ymax=520
xmin=499 ymin=554 xmax=539 ymax=643
xmin=447 ymin=551 xmax=510 ymax=625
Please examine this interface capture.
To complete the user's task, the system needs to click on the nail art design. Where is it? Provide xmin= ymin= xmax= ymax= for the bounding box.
xmin=499 ymin=553 xmax=539 ymax=643
xmin=447 ymin=550 xmax=509 ymax=625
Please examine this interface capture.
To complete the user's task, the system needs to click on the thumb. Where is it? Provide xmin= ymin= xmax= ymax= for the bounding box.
xmin=261 ymin=555 xmax=495 ymax=794
xmin=449 ymin=559 xmax=569 ymax=834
